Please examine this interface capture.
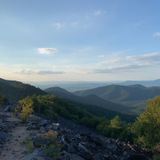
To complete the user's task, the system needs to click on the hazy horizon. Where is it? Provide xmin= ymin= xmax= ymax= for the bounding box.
xmin=26 ymin=79 xmax=160 ymax=91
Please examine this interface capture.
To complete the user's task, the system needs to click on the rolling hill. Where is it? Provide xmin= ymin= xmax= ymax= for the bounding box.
xmin=45 ymin=87 xmax=135 ymax=119
xmin=118 ymin=79 xmax=160 ymax=87
xmin=74 ymin=84 xmax=160 ymax=113
xmin=0 ymin=78 xmax=46 ymax=102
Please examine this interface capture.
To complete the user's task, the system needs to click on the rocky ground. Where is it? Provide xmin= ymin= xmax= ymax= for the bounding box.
xmin=0 ymin=111 xmax=153 ymax=160
xmin=0 ymin=112 xmax=31 ymax=160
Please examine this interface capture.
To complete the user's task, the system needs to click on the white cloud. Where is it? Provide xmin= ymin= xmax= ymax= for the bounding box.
xmin=1 ymin=50 xmax=160 ymax=81
xmin=52 ymin=22 xmax=65 ymax=30
xmin=93 ymin=52 xmax=160 ymax=73
xmin=37 ymin=48 xmax=58 ymax=55
xmin=37 ymin=70 xmax=64 ymax=75
xmin=51 ymin=9 xmax=106 ymax=31
xmin=93 ymin=10 xmax=106 ymax=16
xmin=18 ymin=70 xmax=34 ymax=75
xmin=52 ymin=21 xmax=80 ymax=30
xmin=17 ymin=69 xmax=64 ymax=75
xmin=98 ymin=55 xmax=105 ymax=58
xmin=153 ymin=32 xmax=160 ymax=38
xmin=70 ymin=21 xmax=79 ymax=27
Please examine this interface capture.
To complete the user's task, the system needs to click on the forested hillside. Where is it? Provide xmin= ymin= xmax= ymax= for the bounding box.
xmin=75 ymin=84 xmax=160 ymax=113
xmin=45 ymin=87 xmax=131 ymax=114
xmin=0 ymin=78 xmax=46 ymax=102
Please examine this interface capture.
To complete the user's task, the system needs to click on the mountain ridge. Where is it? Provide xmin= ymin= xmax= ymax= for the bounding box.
xmin=74 ymin=84 xmax=160 ymax=113
xmin=45 ymin=86 xmax=134 ymax=117
xmin=0 ymin=78 xmax=46 ymax=102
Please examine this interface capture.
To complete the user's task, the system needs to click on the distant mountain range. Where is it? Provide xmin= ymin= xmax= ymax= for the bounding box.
xmin=45 ymin=87 xmax=129 ymax=112
xmin=45 ymin=87 xmax=135 ymax=120
xmin=33 ymin=81 xmax=109 ymax=91
xmin=33 ymin=79 xmax=160 ymax=91
xmin=118 ymin=79 xmax=160 ymax=87
xmin=0 ymin=78 xmax=45 ymax=102
xmin=74 ymin=84 xmax=160 ymax=114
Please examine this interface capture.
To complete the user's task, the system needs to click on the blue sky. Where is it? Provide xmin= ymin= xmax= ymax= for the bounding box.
xmin=0 ymin=0 xmax=160 ymax=82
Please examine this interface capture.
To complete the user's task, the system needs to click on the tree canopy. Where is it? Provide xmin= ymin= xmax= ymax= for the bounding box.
xmin=0 ymin=95 xmax=8 ymax=106
xmin=133 ymin=96 xmax=160 ymax=149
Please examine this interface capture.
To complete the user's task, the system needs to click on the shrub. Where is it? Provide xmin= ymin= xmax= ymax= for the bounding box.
xmin=0 ymin=95 xmax=8 ymax=106
xmin=133 ymin=96 xmax=160 ymax=149
xmin=44 ymin=144 xmax=61 ymax=159
xmin=42 ymin=130 xmax=62 ymax=158
xmin=16 ymin=97 xmax=34 ymax=121
xmin=23 ymin=139 xmax=34 ymax=153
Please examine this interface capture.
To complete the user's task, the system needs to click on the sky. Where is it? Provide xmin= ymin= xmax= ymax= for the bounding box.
xmin=0 ymin=0 xmax=160 ymax=82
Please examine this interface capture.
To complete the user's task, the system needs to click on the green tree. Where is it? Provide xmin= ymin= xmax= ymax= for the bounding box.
xmin=110 ymin=116 xmax=122 ymax=129
xmin=96 ymin=118 xmax=109 ymax=135
xmin=133 ymin=96 xmax=160 ymax=149
xmin=18 ymin=97 xmax=34 ymax=121
xmin=0 ymin=95 xmax=8 ymax=106
xmin=81 ymin=116 xmax=99 ymax=128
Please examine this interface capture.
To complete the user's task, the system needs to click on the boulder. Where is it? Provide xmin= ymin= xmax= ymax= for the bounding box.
xmin=33 ymin=136 xmax=50 ymax=148
xmin=78 ymin=142 xmax=93 ymax=160
xmin=126 ymin=153 xmax=150 ymax=160
xmin=0 ymin=132 xmax=8 ymax=144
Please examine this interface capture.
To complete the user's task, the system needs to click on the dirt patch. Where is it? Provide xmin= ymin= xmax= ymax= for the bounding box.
xmin=0 ymin=113 xmax=30 ymax=160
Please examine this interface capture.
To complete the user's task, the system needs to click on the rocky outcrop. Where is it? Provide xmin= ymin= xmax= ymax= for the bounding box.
xmin=58 ymin=129 xmax=151 ymax=160
xmin=0 ymin=112 xmax=152 ymax=160
xmin=26 ymin=115 xmax=152 ymax=160
xmin=0 ymin=113 xmax=16 ymax=145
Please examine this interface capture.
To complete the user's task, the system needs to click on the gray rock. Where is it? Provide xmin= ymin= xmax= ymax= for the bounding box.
xmin=78 ymin=143 xmax=93 ymax=160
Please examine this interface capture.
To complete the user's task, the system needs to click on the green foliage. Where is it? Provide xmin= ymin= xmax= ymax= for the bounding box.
xmin=16 ymin=97 xmax=34 ymax=121
xmin=133 ymin=96 xmax=160 ymax=149
xmin=0 ymin=95 xmax=8 ymax=106
xmin=80 ymin=116 xmax=100 ymax=128
xmin=110 ymin=116 xmax=122 ymax=129
xmin=44 ymin=144 xmax=61 ymax=159
xmin=23 ymin=139 xmax=34 ymax=153
xmin=41 ymin=130 xmax=62 ymax=159
xmin=96 ymin=118 xmax=109 ymax=134
xmin=0 ymin=78 xmax=45 ymax=102
xmin=16 ymin=95 xmax=132 ymax=141
xmin=95 ymin=96 xmax=160 ymax=147
xmin=153 ymin=154 xmax=160 ymax=160
xmin=16 ymin=95 xmax=92 ymax=122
